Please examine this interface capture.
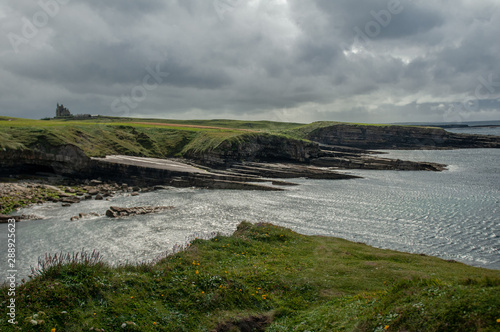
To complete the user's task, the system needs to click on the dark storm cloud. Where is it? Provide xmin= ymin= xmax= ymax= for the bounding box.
xmin=0 ymin=0 xmax=499 ymax=122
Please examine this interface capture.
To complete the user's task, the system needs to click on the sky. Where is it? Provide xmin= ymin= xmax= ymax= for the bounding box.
xmin=1 ymin=0 xmax=500 ymax=124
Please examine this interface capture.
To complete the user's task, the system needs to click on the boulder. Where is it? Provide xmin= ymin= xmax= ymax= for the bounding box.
xmin=105 ymin=205 xmax=174 ymax=218
xmin=61 ymin=196 xmax=81 ymax=204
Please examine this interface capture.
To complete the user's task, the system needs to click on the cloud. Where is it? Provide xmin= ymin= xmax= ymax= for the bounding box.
xmin=0 ymin=0 xmax=499 ymax=122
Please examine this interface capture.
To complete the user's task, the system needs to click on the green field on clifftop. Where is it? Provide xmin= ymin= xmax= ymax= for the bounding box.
xmin=0 ymin=115 xmax=428 ymax=159
xmin=0 ymin=116 xmax=308 ymax=158
xmin=1 ymin=222 xmax=499 ymax=331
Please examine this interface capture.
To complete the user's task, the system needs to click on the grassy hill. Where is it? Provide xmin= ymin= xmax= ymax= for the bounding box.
xmin=0 ymin=116 xmax=307 ymax=158
xmin=1 ymin=222 xmax=498 ymax=331
xmin=1 ymin=116 xmax=455 ymax=159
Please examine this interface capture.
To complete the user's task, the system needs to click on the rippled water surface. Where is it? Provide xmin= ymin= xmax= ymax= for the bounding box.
xmin=1 ymin=136 xmax=499 ymax=281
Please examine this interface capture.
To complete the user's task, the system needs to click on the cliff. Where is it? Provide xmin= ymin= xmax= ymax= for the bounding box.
xmin=0 ymin=144 xmax=92 ymax=176
xmin=290 ymin=122 xmax=500 ymax=149
xmin=2 ymin=117 xmax=498 ymax=186
xmin=181 ymin=132 xmax=320 ymax=167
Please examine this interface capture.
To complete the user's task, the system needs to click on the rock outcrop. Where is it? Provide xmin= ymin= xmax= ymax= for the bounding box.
xmin=183 ymin=133 xmax=321 ymax=167
xmin=105 ymin=206 xmax=174 ymax=218
xmin=312 ymin=149 xmax=446 ymax=171
xmin=303 ymin=124 xmax=500 ymax=150
xmin=0 ymin=214 xmax=43 ymax=223
xmin=0 ymin=144 xmax=92 ymax=176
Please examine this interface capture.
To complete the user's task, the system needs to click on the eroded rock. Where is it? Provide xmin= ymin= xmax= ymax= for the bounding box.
xmin=105 ymin=205 xmax=174 ymax=218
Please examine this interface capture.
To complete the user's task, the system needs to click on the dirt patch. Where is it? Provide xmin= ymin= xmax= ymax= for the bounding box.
xmin=214 ymin=314 xmax=272 ymax=332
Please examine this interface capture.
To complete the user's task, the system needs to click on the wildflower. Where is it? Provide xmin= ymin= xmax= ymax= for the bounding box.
xmin=497 ymin=318 xmax=500 ymax=323
xmin=51 ymin=329 xmax=56 ymax=332
xmin=130 ymin=296 xmax=133 ymax=299
xmin=384 ymin=326 xmax=389 ymax=330
xmin=192 ymin=260 xmax=195 ymax=265
xmin=225 ymin=271 xmax=227 ymax=273
xmin=153 ymin=322 xmax=157 ymax=325
xmin=202 ymin=291 xmax=205 ymax=294
xmin=195 ymin=270 xmax=199 ymax=274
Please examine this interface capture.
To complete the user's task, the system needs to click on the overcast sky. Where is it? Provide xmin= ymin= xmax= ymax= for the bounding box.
xmin=1 ymin=0 xmax=499 ymax=123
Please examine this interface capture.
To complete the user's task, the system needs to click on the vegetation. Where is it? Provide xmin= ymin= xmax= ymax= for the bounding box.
xmin=0 ymin=186 xmax=61 ymax=214
xmin=0 ymin=116 xmax=306 ymax=158
xmin=0 ymin=116 xmax=437 ymax=159
xmin=1 ymin=222 xmax=499 ymax=331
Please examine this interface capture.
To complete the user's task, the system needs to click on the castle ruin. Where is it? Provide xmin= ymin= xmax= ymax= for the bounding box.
xmin=56 ymin=103 xmax=71 ymax=117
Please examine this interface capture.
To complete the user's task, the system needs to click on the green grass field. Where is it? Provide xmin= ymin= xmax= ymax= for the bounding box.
xmin=1 ymin=222 xmax=498 ymax=331
xmin=0 ymin=116 xmax=308 ymax=158
xmin=1 ymin=115 xmax=421 ymax=159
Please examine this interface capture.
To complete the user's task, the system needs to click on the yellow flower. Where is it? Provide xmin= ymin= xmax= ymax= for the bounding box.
xmin=384 ymin=326 xmax=389 ymax=330
xmin=225 ymin=271 xmax=227 ymax=273
xmin=195 ymin=270 xmax=199 ymax=274
xmin=497 ymin=318 xmax=500 ymax=323
xmin=51 ymin=329 xmax=56 ymax=332
xmin=192 ymin=260 xmax=195 ymax=265
xmin=130 ymin=296 xmax=133 ymax=299
xmin=153 ymin=322 xmax=157 ymax=325
xmin=202 ymin=291 xmax=205 ymax=294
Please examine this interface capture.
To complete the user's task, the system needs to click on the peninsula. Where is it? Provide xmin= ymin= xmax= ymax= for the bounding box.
xmin=1 ymin=115 xmax=499 ymax=216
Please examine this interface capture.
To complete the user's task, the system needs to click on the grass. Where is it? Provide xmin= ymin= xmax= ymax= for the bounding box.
xmin=1 ymin=222 xmax=499 ymax=331
xmin=1 ymin=115 xmax=441 ymax=160
xmin=0 ymin=116 xmax=313 ymax=160
xmin=281 ymin=121 xmax=446 ymax=142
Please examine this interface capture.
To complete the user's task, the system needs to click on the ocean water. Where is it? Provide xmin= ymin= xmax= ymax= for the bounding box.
xmin=1 ymin=127 xmax=499 ymax=282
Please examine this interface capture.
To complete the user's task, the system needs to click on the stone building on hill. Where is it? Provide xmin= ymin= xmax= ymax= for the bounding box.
xmin=56 ymin=103 xmax=71 ymax=117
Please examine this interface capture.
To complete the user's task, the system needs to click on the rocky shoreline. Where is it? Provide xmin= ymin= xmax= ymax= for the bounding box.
xmin=0 ymin=176 xmax=174 ymax=219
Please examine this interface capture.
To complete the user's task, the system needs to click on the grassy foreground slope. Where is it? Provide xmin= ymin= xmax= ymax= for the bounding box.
xmin=1 ymin=222 xmax=498 ymax=331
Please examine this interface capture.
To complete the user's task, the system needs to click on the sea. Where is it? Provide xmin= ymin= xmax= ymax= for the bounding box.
xmin=1 ymin=125 xmax=499 ymax=282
